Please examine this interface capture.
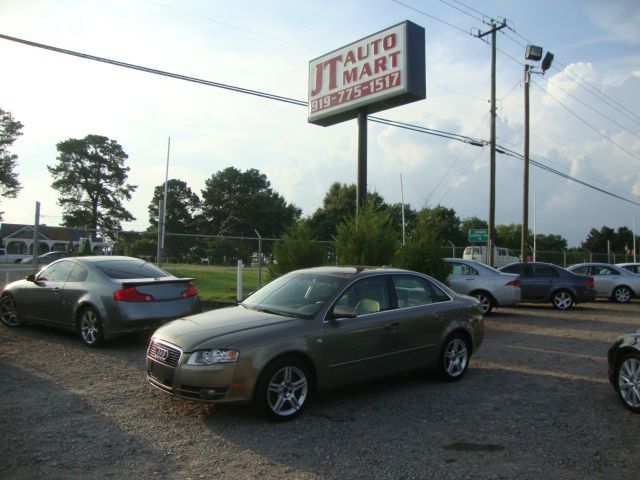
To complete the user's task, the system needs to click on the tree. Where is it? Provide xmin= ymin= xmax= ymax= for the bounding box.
xmin=582 ymin=226 xmax=634 ymax=253
xmin=460 ymin=216 xmax=488 ymax=241
xmin=148 ymin=179 xmax=201 ymax=262
xmin=394 ymin=213 xmax=449 ymax=282
xmin=0 ymin=108 xmax=23 ymax=218
xmin=535 ymin=233 xmax=568 ymax=252
xmin=200 ymin=167 xmax=300 ymax=263
xmin=495 ymin=223 xmax=524 ymax=251
xmin=335 ymin=202 xmax=398 ymax=266
xmin=201 ymin=167 xmax=300 ymax=237
xmin=48 ymin=135 xmax=137 ymax=234
xmin=308 ymin=182 xmax=385 ymax=240
xmin=269 ymin=221 xmax=327 ymax=278
xmin=414 ymin=205 xmax=464 ymax=246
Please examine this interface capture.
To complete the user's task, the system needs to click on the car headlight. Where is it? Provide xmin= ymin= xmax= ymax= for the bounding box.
xmin=187 ymin=349 xmax=239 ymax=365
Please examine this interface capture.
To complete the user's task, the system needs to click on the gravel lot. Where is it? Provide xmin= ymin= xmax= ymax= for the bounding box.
xmin=1 ymin=299 xmax=639 ymax=479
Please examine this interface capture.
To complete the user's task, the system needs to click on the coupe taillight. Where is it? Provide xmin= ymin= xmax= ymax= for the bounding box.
xmin=180 ymin=282 xmax=198 ymax=298
xmin=113 ymin=287 xmax=155 ymax=302
xmin=505 ymin=279 xmax=520 ymax=287
xmin=585 ymin=278 xmax=594 ymax=289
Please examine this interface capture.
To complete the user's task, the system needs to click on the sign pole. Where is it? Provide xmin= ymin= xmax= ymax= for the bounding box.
xmin=357 ymin=109 xmax=367 ymax=213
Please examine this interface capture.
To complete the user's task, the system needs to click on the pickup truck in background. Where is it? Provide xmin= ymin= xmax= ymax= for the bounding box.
xmin=0 ymin=248 xmax=31 ymax=263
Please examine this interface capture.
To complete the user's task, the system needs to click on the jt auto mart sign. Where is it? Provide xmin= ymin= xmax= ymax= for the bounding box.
xmin=308 ymin=21 xmax=425 ymax=127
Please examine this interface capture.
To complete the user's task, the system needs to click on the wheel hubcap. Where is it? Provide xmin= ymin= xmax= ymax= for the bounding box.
xmin=80 ymin=311 xmax=98 ymax=344
xmin=267 ymin=366 xmax=308 ymax=417
xmin=0 ymin=298 xmax=18 ymax=326
xmin=555 ymin=293 xmax=571 ymax=309
xmin=445 ymin=339 xmax=468 ymax=377
xmin=619 ymin=358 xmax=640 ymax=408
xmin=615 ymin=288 xmax=631 ymax=303
xmin=476 ymin=295 xmax=490 ymax=314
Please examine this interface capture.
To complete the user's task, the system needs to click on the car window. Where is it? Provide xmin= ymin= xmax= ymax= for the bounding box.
xmin=244 ymin=272 xmax=348 ymax=318
xmin=392 ymin=275 xmax=449 ymax=308
xmin=572 ymin=266 xmax=589 ymax=275
xmin=450 ymin=263 xmax=479 ymax=276
xmin=501 ymin=264 xmax=521 ymax=275
xmin=67 ymin=264 xmax=89 ymax=282
xmin=93 ymin=260 xmax=171 ymax=279
xmin=594 ymin=266 xmax=615 ymax=276
xmin=38 ymin=261 xmax=74 ymax=282
xmin=336 ymin=277 xmax=391 ymax=315
xmin=532 ymin=265 xmax=558 ymax=277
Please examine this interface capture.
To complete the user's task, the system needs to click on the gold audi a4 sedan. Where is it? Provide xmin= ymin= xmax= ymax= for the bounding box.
xmin=146 ymin=266 xmax=484 ymax=421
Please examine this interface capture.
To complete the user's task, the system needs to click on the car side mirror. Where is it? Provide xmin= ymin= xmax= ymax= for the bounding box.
xmin=26 ymin=273 xmax=36 ymax=282
xmin=331 ymin=305 xmax=357 ymax=320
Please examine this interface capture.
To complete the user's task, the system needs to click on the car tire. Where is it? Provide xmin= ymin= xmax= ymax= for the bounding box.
xmin=551 ymin=290 xmax=574 ymax=310
xmin=471 ymin=291 xmax=493 ymax=315
xmin=0 ymin=294 xmax=22 ymax=327
xmin=615 ymin=352 xmax=640 ymax=413
xmin=254 ymin=356 xmax=312 ymax=421
xmin=78 ymin=306 xmax=105 ymax=347
xmin=438 ymin=333 xmax=470 ymax=382
xmin=612 ymin=286 xmax=632 ymax=303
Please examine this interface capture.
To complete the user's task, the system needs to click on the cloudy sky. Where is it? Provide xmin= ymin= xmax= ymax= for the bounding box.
xmin=0 ymin=0 xmax=639 ymax=246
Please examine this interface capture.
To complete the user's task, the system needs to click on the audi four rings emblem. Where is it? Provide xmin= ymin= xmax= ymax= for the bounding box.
xmin=155 ymin=346 xmax=169 ymax=361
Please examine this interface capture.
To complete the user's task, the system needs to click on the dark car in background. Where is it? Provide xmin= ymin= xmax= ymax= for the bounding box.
xmin=608 ymin=329 xmax=640 ymax=413
xmin=146 ymin=266 xmax=485 ymax=421
xmin=499 ymin=262 xmax=595 ymax=310
xmin=0 ymin=256 xmax=201 ymax=346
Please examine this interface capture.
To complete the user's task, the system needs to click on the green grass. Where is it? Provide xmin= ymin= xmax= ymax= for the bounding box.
xmin=162 ymin=264 xmax=262 ymax=303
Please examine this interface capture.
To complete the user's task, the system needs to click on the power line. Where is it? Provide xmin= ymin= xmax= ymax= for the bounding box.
xmin=390 ymin=0 xmax=474 ymax=36
xmin=531 ymin=80 xmax=640 ymax=164
xmin=1 ymin=32 xmax=637 ymax=210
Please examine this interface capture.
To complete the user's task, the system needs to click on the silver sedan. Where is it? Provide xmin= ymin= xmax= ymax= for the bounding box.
xmin=0 ymin=256 xmax=201 ymax=346
xmin=568 ymin=263 xmax=640 ymax=303
xmin=444 ymin=258 xmax=521 ymax=314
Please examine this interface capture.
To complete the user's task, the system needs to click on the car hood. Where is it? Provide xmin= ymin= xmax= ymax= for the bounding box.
xmin=152 ymin=305 xmax=299 ymax=351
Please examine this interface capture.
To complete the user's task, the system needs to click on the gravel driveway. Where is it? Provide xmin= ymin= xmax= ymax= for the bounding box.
xmin=1 ymin=300 xmax=639 ymax=479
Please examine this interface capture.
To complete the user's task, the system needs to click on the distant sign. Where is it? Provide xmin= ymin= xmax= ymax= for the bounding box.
xmin=468 ymin=229 xmax=488 ymax=242
xmin=308 ymin=21 xmax=426 ymax=127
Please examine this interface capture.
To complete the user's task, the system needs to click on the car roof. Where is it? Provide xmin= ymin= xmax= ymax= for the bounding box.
xmin=292 ymin=266 xmax=423 ymax=278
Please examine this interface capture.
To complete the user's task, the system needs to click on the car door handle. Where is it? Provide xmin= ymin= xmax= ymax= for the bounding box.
xmin=384 ymin=322 xmax=399 ymax=332
xmin=52 ymin=287 xmax=61 ymax=293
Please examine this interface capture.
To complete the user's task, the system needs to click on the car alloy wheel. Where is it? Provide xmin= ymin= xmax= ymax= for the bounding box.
xmin=616 ymin=352 xmax=640 ymax=413
xmin=439 ymin=334 xmax=469 ymax=382
xmin=551 ymin=290 xmax=574 ymax=310
xmin=256 ymin=357 xmax=310 ymax=421
xmin=613 ymin=286 xmax=632 ymax=303
xmin=0 ymin=295 xmax=21 ymax=327
xmin=79 ymin=307 xmax=104 ymax=347
xmin=472 ymin=292 xmax=493 ymax=315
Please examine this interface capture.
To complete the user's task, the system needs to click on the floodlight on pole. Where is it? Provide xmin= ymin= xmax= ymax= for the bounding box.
xmin=521 ymin=45 xmax=553 ymax=263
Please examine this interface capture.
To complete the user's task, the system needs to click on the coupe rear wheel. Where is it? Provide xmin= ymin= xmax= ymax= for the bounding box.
xmin=616 ymin=352 xmax=640 ymax=413
xmin=551 ymin=290 xmax=574 ymax=310
xmin=438 ymin=334 xmax=470 ymax=382
xmin=472 ymin=291 xmax=493 ymax=315
xmin=255 ymin=357 xmax=311 ymax=421
xmin=0 ymin=295 xmax=21 ymax=327
xmin=78 ymin=307 xmax=104 ymax=347
xmin=612 ymin=286 xmax=632 ymax=303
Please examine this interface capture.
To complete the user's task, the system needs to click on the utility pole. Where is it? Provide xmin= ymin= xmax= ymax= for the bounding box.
xmin=522 ymin=64 xmax=531 ymax=262
xmin=477 ymin=19 xmax=507 ymax=267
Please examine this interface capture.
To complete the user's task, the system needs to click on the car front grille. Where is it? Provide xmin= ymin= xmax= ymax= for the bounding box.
xmin=148 ymin=340 xmax=182 ymax=367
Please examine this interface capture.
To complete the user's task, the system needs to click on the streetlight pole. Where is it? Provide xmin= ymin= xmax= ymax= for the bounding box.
xmin=522 ymin=46 xmax=553 ymax=264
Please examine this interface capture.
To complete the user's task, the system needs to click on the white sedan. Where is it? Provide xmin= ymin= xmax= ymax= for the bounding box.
xmin=568 ymin=263 xmax=640 ymax=303
xmin=444 ymin=258 xmax=521 ymax=314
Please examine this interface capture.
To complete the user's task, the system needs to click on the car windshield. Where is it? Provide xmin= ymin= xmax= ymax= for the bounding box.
xmin=242 ymin=272 xmax=349 ymax=318
xmin=93 ymin=260 xmax=171 ymax=279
